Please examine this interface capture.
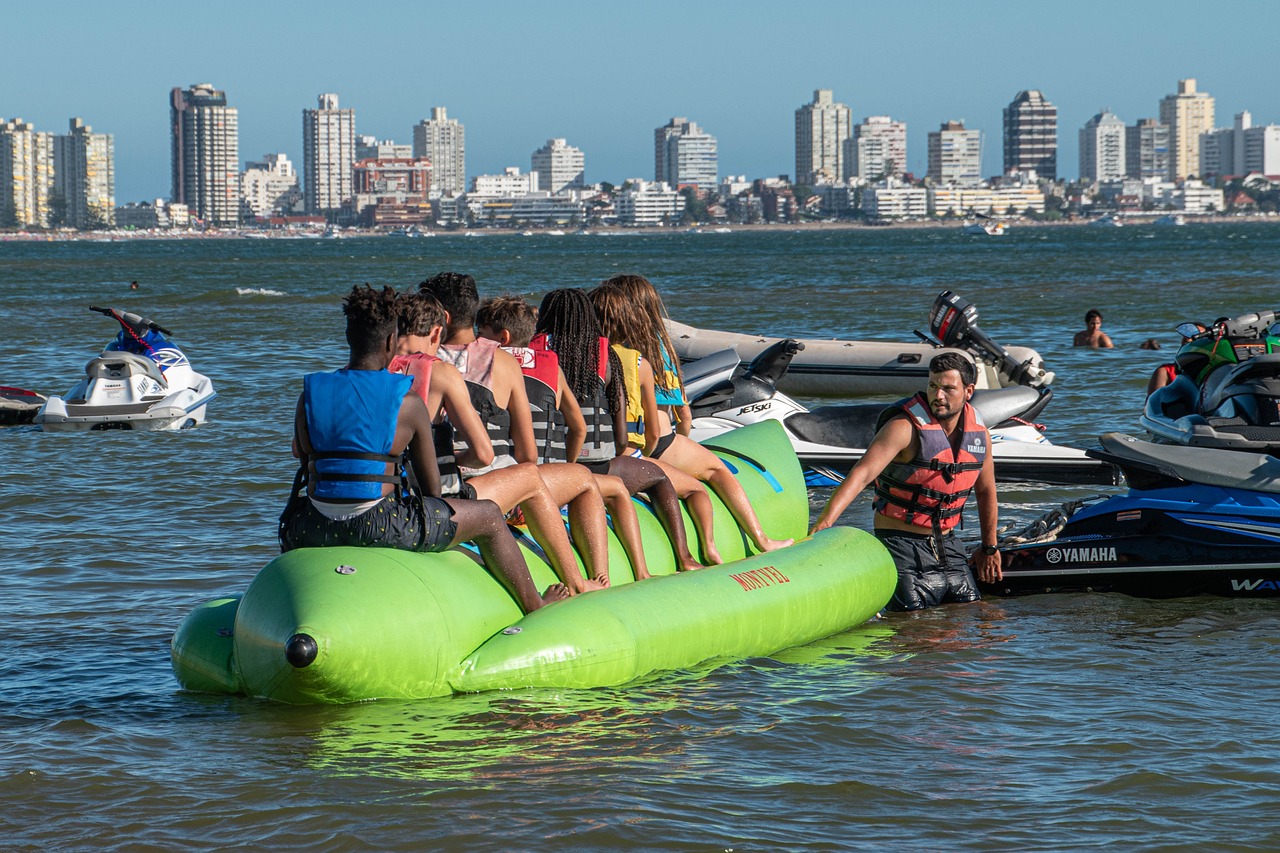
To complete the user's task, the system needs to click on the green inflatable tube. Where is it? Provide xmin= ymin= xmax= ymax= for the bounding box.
xmin=171 ymin=421 xmax=896 ymax=703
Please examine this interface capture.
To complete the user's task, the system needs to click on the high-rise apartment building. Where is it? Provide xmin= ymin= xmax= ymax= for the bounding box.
xmin=1003 ymin=90 xmax=1057 ymax=179
xmin=795 ymin=89 xmax=852 ymax=185
xmin=0 ymin=118 xmax=54 ymax=228
xmin=170 ymin=83 xmax=240 ymax=227
xmin=654 ymin=118 xmax=718 ymax=190
xmin=413 ymin=107 xmax=465 ymax=195
xmin=302 ymin=93 xmax=355 ymax=216
xmin=241 ymin=153 xmax=301 ymax=220
xmin=1126 ymin=118 xmax=1170 ymax=180
xmin=531 ymin=138 xmax=586 ymax=195
xmin=927 ymin=121 xmax=983 ymax=187
xmin=1159 ymin=78 xmax=1215 ymax=181
xmin=1199 ymin=111 xmax=1280 ymax=181
xmin=846 ymin=115 xmax=907 ymax=179
xmin=52 ymin=118 xmax=114 ymax=230
xmin=1079 ymin=110 xmax=1126 ymax=182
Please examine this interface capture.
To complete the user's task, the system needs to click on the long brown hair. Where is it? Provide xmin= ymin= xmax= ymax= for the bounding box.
xmin=590 ymin=274 xmax=684 ymax=394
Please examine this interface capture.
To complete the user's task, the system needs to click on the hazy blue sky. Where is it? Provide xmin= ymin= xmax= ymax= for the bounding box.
xmin=6 ymin=0 xmax=1279 ymax=201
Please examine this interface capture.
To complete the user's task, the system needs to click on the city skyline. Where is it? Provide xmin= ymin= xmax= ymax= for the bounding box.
xmin=5 ymin=0 xmax=1280 ymax=202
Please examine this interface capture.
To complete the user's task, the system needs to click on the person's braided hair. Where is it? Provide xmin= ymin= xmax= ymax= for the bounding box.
xmin=536 ymin=288 xmax=603 ymax=404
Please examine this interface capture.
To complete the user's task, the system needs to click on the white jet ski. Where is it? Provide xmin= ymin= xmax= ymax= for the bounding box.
xmin=35 ymin=306 xmax=216 ymax=432
xmin=685 ymin=339 xmax=1120 ymax=488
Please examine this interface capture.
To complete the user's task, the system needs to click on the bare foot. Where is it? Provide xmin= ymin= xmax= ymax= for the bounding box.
xmin=756 ymin=537 xmax=794 ymax=553
xmin=541 ymin=584 xmax=571 ymax=605
xmin=633 ymin=568 xmax=653 ymax=580
xmin=577 ymin=577 xmax=607 ymax=592
xmin=591 ymin=573 xmax=611 ymax=589
xmin=677 ymin=557 xmax=704 ymax=572
xmin=702 ymin=547 xmax=724 ymax=566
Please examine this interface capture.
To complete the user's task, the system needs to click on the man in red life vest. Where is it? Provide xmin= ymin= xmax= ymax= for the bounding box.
xmin=811 ymin=352 xmax=1001 ymax=611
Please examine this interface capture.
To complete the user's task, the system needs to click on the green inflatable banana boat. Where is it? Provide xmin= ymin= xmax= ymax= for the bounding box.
xmin=171 ymin=421 xmax=896 ymax=703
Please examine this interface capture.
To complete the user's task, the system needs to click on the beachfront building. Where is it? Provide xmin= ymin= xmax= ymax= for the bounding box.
xmin=615 ymin=179 xmax=685 ymax=226
xmin=471 ymin=167 xmax=538 ymax=196
xmin=846 ymin=116 xmax=907 ymax=180
xmin=413 ymin=107 xmax=465 ymax=195
xmin=170 ymin=83 xmax=240 ymax=227
xmin=1159 ymin=79 xmax=1215 ymax=181
xmin=795 ymin=89 xmax=852 ymax=185
xmin=1126 ymin=119 xmax=1170 ymax=181
xmin=241 ymin=154 xmax=302 ymax=220
xmin=927 ymin=121 xmax=983 ymax=187
xmin=1079 ymin=110 xmax=1127 ymax=182
xmin=0 ymin=118 xmax=54 ymax=228
xmin=531 ymin=138 xmax=585 ymax=195
xmin=1003 ymin=90 xmax=1057 ymax=180
xmin=114 ymin=199 xmax=190 ymax=229
xmin=929 ymin=185 xmax=1046 ymax=216
xmin=302 ymin=94 xmax=355 ymax=217
xmin=1199 ymin=112 xmax=1280 ymax=182
xmin=52 ymin=118 xmax=114 ymax=230
xmin=862 ymin=181 xmax=928 ymax=218
xmin=349 ymin=156 xmax=432 ymax=227
xmin=654 ymin=118 xmax=718 ymax=190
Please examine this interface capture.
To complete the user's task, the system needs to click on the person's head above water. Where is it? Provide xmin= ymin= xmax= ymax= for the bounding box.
xmin=419 ymin=272 xmax=479 ymax=331
xmin=343 ymin=284 xmax=400 ymax=364
xmin=1085 ymin=309 xmax=1104 ymax=327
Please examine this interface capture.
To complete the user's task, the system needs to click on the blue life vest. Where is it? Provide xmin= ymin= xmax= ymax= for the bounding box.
xmin=654 ymin=341 xmax=686 ymax=408
xmin=303 ymin=370 xmax=412 ymax=501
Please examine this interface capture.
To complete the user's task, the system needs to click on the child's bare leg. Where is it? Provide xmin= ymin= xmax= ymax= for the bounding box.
xmin=536 ymin=462 xmax=611 ymax=587
xmin=443 ymin=497 xmax=568 ymax=611
xmin=469 ymin=463 xmax=599 ymax=594
xmin=654 ymin=459 xmax=722 ymax=565
xmin=612 ymin=456 xmax=703 ymax=571
xmin=660 ymin=436 xmax=794 ymax=553
xmin=594 ymin=473 xmax=649 ymax=580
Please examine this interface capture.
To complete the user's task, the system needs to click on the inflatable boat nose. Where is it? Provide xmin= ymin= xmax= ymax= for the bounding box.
xmin=285 ymin=633 xmax=318 ymax=668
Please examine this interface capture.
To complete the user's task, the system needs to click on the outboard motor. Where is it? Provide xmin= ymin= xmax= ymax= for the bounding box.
xmin=920 ymin=291 xmax=1048 ymax=387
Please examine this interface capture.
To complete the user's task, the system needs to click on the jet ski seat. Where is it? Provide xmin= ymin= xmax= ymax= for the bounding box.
xmin=85 ymin=352 xmax=167 ymax=387
xmin=1093 ymin=432 xmax=1280 ymax=494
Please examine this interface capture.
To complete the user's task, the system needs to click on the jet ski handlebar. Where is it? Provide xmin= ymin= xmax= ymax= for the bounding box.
xmin=89 ymin=305 xmax=173 ymax=337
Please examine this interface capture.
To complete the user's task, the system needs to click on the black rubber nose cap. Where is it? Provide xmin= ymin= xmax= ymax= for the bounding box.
xmin=285 ymin=633 xmax=318 ymax=668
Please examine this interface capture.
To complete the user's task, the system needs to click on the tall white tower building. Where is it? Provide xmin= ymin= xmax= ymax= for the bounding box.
xmin=927 ymin=121 xmax=983 ymax=186
xmin=531 ymin=138 xmax=585 ymax=195
xmin=1079 ymin=110 xmax=1127 ymax=182
xmin=53 ymin=118 xmax=115 ymax=229
xmin=654 ymin=118 xmax=718 ymax=189
xmin=170 ymin=83 xmax=240 ymax=227
xmin=795 ymin=89 xmax=852 ymax=185
xmin=846 ymin=116 xmax=907 ymax=179
xmin=303 ymin=93 xmax=356 ymax=216
xmin=413 ymin=107 xmax=466 ymax=195
xmin=0 ymin=118 xmax=54 ymax=228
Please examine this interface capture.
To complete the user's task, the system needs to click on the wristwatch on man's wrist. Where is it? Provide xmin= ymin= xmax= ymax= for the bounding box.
xmin=980 ymin=543 xmax=999 ymax=556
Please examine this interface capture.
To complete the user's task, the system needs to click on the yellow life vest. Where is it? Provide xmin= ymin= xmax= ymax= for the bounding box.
xmin=612 ymin=343 xmax=645 ymax=449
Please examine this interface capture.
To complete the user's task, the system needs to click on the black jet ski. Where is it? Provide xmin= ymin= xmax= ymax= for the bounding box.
xmin=987 ymin=432 xmax=1280 ymax=598
xmin=1 ymin=386 xmax=47 ymax=425
xmin=685 ymin=338 xmax=1120 ymax=487
xmin=1142 ymin=310 xmax=1280 ymax=452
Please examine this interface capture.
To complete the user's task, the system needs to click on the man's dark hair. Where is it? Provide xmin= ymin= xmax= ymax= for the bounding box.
xmin=1085 ymin=308 xmax=1104 ymax=323
xmin=343 ymin=284 xmax=400 ymax=358
xmin=397 ymin=291 xmax=447 ymax=337
xmin=929 ymin=351 xmax=976 ymax=387
xmin=420 ymin=272 xmax=479 ymax=329
xmin=477 ymin=295 xmax=537 ymax=347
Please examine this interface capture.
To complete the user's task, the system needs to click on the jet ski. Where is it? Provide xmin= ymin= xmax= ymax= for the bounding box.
xmin=35 ymin=306 xmax=216 ymax=432
xmin=988 ymin=432 xmax=1280 ymax=597
xmin=0 ymin=386 xmax=47 ymax=425
xmin=1142 ymin=310 xmax=1280 ymax=451
xmin=685 ymin=338 xmax=1120 ymax=487
xmin=669 ymin=290 xmax=1054 ymax=398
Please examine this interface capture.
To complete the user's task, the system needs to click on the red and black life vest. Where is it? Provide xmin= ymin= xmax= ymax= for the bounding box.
xmin=872 ymin=392 xmax=987 ymax=533
xmin=506 ymin=343 xmax=567 ymax=465
xmin=531 ymin=333 xmax=617 ymax=464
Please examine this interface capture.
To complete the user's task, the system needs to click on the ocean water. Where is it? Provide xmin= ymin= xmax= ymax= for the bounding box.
xmin=3 ymin=223 xmax=1280 ymax=850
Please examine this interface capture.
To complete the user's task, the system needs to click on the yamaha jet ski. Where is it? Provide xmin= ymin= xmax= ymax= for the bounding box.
xmin=685 ymin=338 xmax=1120 ymax=487
xmin=1142 ymin=310 xmax=1280 ymax=452
xmin=35 ymin=306 xmax=216 ymax=432
xmin=988 ymin=432 xmax=1280 ymax=597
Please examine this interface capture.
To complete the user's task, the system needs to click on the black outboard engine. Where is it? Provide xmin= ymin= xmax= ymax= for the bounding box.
xmin=919 ymin=291 xmax=1043 ymax=387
